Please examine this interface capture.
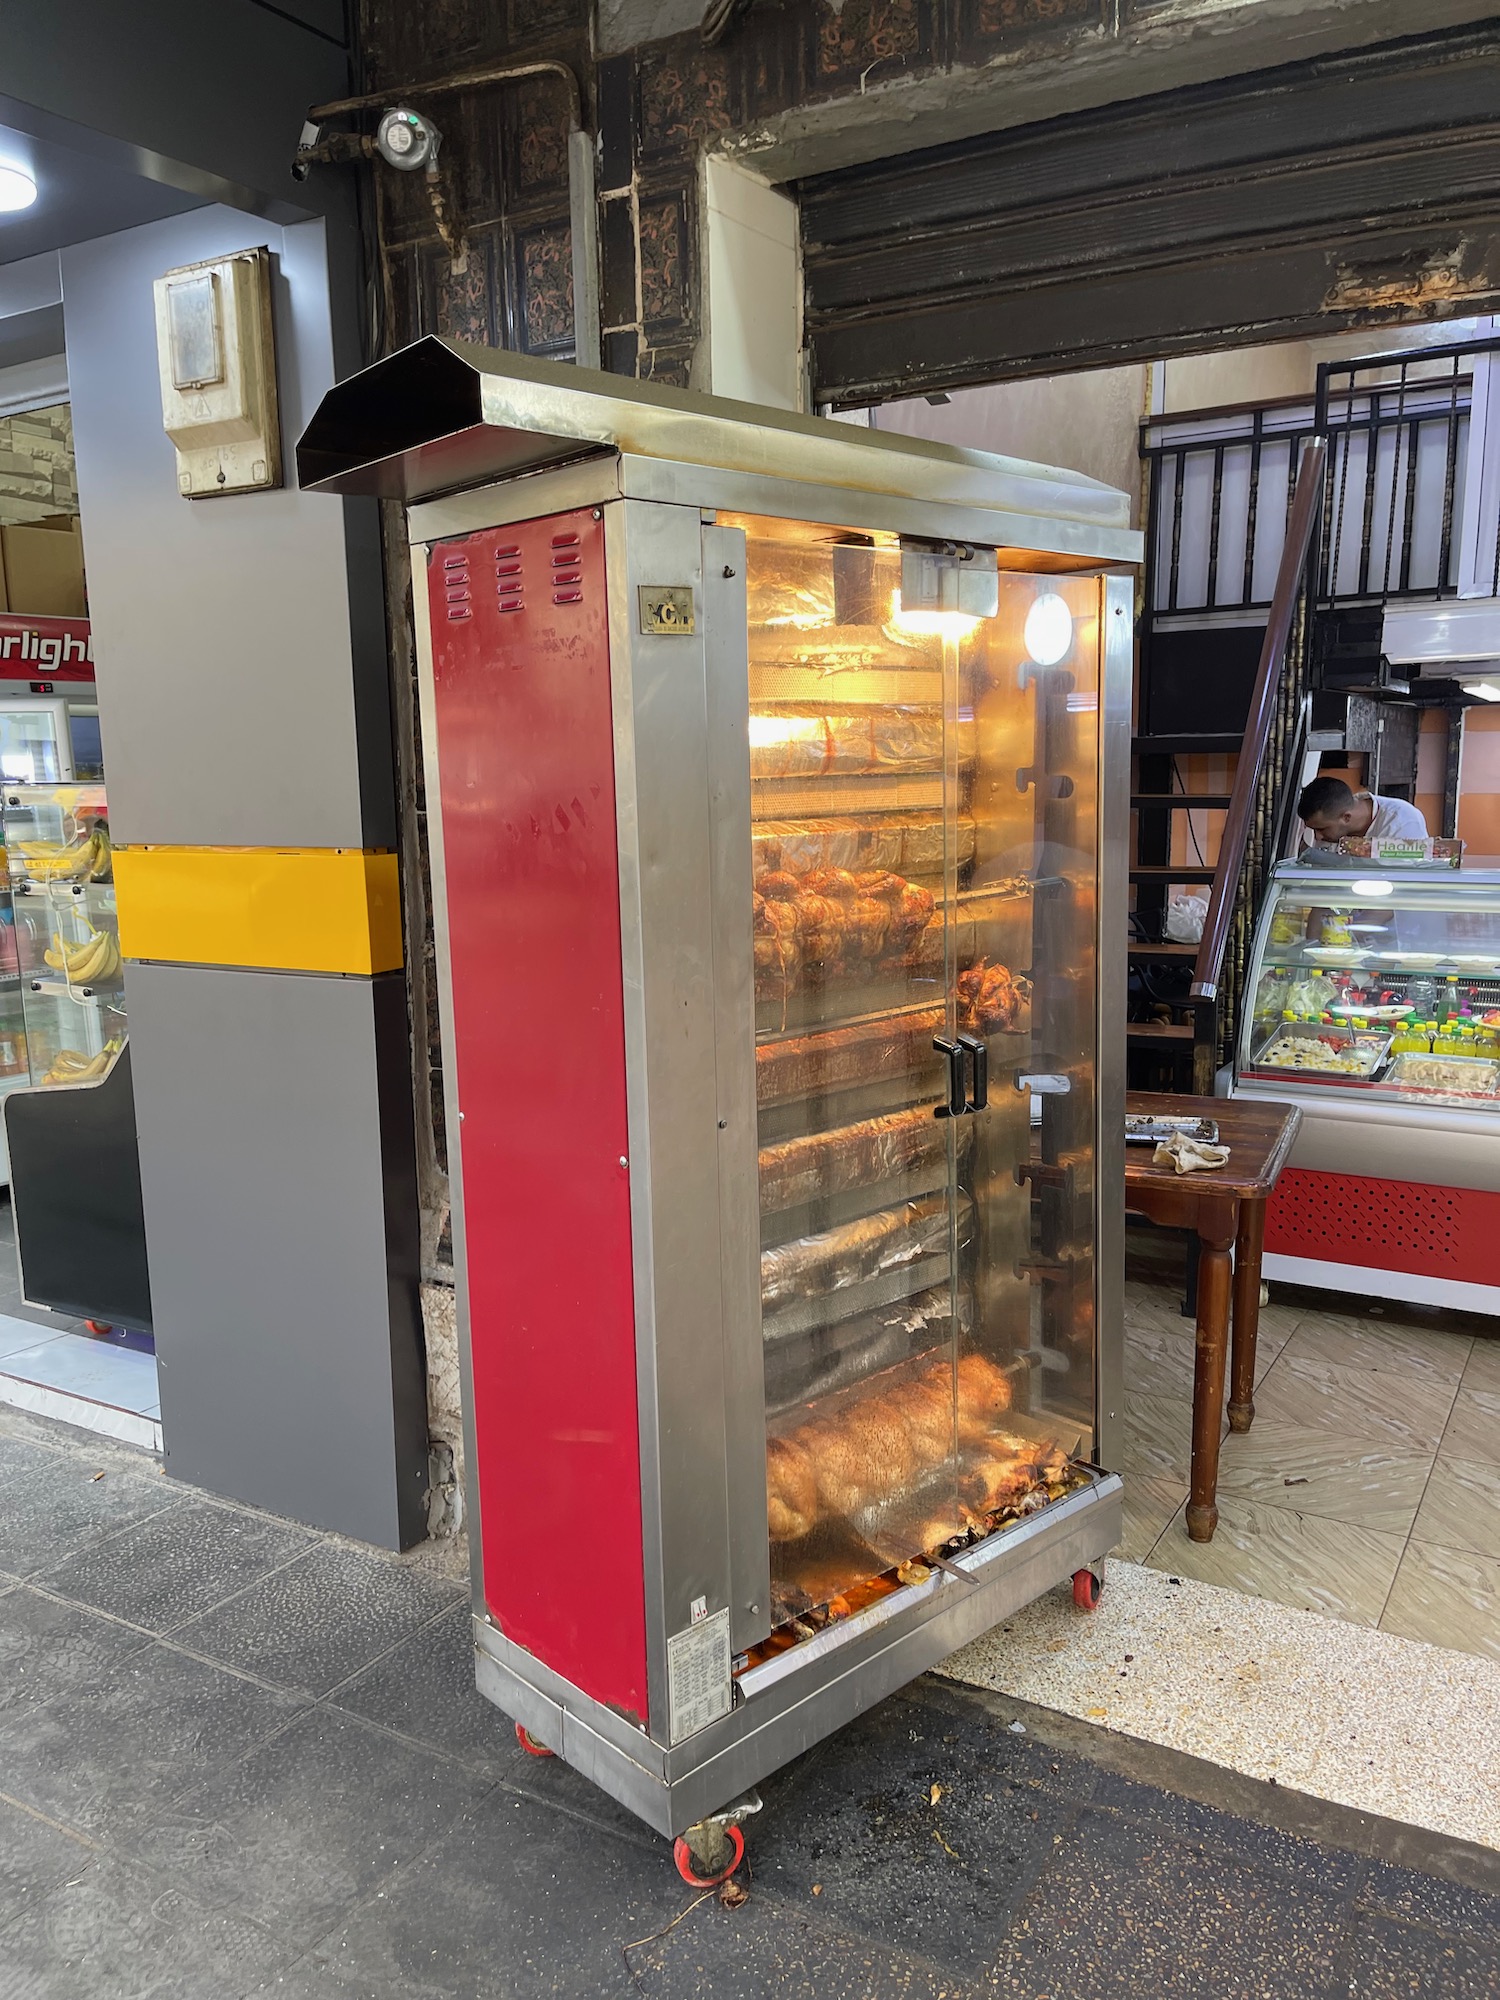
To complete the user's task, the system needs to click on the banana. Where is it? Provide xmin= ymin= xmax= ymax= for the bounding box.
xmin=41 ymin=1038 xmax=118 ymax=1085
xmin=66 ymin=930 xmax=118 ymax=984
xmin=24 ymin=839 xmax=95 ymax=882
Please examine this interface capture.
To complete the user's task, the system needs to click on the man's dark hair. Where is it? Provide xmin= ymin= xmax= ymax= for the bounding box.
xmin=1297 ymin=775 xmax=1356 ymax=822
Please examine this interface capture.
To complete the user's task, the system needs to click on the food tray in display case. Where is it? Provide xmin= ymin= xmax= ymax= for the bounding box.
xmin=1381 ymin=1053 xmax=1500 ymax=1099
xmin=1247 ymin=1021 xmax=1392 ymax=1081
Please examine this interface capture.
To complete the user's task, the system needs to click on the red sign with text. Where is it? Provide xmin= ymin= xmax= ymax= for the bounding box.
xmin=0 ymin=614 xmax=93 ymax=682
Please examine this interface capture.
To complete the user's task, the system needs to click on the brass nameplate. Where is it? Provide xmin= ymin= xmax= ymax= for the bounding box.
xmin=639 ymin=585 xmax=695 ymax=636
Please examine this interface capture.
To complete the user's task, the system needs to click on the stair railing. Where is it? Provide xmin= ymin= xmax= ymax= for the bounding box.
xmin=1188 ymin=438 xmax=1328 ymax=1082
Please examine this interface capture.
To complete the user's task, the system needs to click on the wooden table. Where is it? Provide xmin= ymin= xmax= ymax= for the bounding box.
xmin=1124 ymin=1091 xmax=1302 ymax=1542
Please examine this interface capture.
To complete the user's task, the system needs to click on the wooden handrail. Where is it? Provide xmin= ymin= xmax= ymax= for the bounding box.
xmin=1190 ymin=437 xmax=1327 ymax=1003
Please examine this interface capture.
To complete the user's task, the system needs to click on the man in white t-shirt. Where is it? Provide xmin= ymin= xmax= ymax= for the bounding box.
xmin=1297 ymin=775 xmax=1429 ymax=847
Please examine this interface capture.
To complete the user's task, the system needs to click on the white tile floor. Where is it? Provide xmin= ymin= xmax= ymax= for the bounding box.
xmin=941 ymin=1557 xmax=1500 ymax=1853
xmin=1122 ymin=1249 xmax=1500 ymax=1664
xmin=0 ymin=1310 xmax=160 ymax=1451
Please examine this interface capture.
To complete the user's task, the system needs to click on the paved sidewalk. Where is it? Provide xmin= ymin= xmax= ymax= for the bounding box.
xmin=1 ymin=1407 xmax=1498 ymax=1999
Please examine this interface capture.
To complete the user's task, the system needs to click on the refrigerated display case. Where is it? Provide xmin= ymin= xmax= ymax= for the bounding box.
xmin=0 ymin=780 xmax=149 ymax=1329
xmin=298 ymin=342 xmax=1138 ymax=1856
xmin=2 ymin=783 xmax=121 ymax=1088
xmin=1235 ymin=859 xmax=1500 ymax=1310
xmin=0 ymin=698 xmax=76 ymax=784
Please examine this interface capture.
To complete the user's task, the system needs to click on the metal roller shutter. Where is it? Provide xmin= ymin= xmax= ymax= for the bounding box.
xmin=800 ymin=24 xmax=1500 ymax=408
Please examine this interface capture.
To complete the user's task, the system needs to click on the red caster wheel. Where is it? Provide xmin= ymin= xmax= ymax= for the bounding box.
xmin=674 ymin=1822 xmax=744 ymax=1888
xmin=515 ymin=1722 xmax=555 ymax=1758
xmin=85 ymin=1320 xmax=113 ymax=1337
xmin=1072 ymin=1567 xmax=1103 ymax=1611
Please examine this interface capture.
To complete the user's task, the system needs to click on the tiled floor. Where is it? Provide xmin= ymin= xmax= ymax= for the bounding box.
xmin=1123 ymin=1238 xmax=1500 ymax=1662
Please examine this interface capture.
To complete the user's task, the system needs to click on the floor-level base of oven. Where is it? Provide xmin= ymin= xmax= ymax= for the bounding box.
xmin=472 ymin=1468 xmax=1123 ymax=1838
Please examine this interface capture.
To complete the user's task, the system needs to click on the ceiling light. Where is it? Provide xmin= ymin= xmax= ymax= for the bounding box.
xmin=1462 ymin=680 xmax=1500 ymax=701
xmin=0 ymin=166 xmax=37 ymax=213
xmin=1023 ymin=592 xmax=1073 ymax=667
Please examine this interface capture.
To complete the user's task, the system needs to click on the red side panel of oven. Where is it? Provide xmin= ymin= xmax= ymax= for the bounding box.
xmin=428 ymin=508 xmax=648 ymax=1722
xmin=1266 ymin=1168 xmax=1500 ymax=1285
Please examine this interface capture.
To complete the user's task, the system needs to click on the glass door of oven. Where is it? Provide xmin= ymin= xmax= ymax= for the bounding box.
xmin=739 ymin=515 xmax=1104 ymax=1642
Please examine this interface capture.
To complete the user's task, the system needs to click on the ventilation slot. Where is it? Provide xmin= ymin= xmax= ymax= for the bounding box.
xmin=440 ymin=550 xmax=472 ymax=622
xmin=551 ymin=533 xmax=584 ymax=607
xmin=1267 ymin=1170 xmax=1464 ymax=1268
xmin=495 ymin=543 xmax=524 ymax=615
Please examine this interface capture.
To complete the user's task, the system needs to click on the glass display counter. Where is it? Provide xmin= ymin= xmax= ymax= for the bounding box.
xmin=1 ymin=783 xmax=123 ymax=1092
xmin=739 ymin=520 xmax=1103 ymax=1636
xmin=1235 ymin=861 xmax=1500 ymax=1308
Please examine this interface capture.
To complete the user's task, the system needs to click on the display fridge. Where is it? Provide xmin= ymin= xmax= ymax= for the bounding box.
xmin=1235 ymin=858 xmax=1500 ymax=1312
xmin=0 ymin=782 xmax=121 ymax=1182
xmin=298 ymin=342 xmax=1139 ymax=1864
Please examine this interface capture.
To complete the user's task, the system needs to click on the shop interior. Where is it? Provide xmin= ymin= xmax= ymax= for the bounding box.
xmin=0 ymin=127 xmax=170 ymax=1449
xmin=861 ymin=320 xmax=1500 ymax=1667
xmin=0 ymin=100 xmax=1495 ymax=1679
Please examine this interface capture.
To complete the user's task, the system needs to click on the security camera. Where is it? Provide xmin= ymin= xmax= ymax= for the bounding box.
xmin=375 ymin=107 xmax=441 ymax=172
xmin=291 ymin=120 xmax=323 ymax=182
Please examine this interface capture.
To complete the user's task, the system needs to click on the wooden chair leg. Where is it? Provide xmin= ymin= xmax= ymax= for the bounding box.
xmin=1229 ymin=1198 xmax=1266 ymax=1434
xmin=1185 ymin=1224 xmax=1234 ymax=1544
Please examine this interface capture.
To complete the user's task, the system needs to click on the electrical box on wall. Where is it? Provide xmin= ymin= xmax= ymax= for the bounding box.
xmin=152 ymin=248 xmax=282 ymax=499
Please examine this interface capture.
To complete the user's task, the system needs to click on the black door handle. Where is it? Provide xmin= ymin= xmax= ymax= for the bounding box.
xmin=936 ymin=1035 xmax=989 ymax=1116
xmin=957 ymin=1033 xmax=988 ymax=1111
xmin=933 ymin=1037 xmax=966 ymax=1118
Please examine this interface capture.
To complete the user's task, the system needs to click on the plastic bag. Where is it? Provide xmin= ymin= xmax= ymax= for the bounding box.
xmin=1164 ymin=892 xmax=1209 ymax=943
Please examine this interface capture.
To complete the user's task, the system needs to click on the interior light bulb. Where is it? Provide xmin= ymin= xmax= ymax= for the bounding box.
xmin=0 ymin=166 xmax=38 ymax=213
xmin=887 ymin=590 xmax=981 ymax=639
xmin=1023 ymin=592 xmax=1073 ymax=667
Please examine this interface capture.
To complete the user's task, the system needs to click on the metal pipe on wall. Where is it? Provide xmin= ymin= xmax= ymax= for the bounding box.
xmin=307 ymin=61 xmax=601 ymax=368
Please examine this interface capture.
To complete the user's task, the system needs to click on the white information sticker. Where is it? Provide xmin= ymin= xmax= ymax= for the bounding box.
xmin=666 ymin=1606 xmax=731 ymax=1744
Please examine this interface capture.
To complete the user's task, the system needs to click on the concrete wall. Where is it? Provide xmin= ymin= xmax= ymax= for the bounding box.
xmin=1412 ymin=707 xmax=1500 ymax=864
xmin=1160 ymin=319 xmax=1496 ymax=414
xmin=870 ymin=321 xmax=1500 ymax=528
xmin=699 ymin=159 xmax=801 ymax=410
xmin=62 ymin=207 xmax=390 ymax=851
xmin=876 ymin=366 xmax=1150 ymax=524
xmin=61 ymin=205 xmax=427 ymax=1548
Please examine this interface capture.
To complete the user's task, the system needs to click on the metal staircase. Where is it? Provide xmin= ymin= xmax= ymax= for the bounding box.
xmin=1129 ymin=443 xmax=1327 ymax=1094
